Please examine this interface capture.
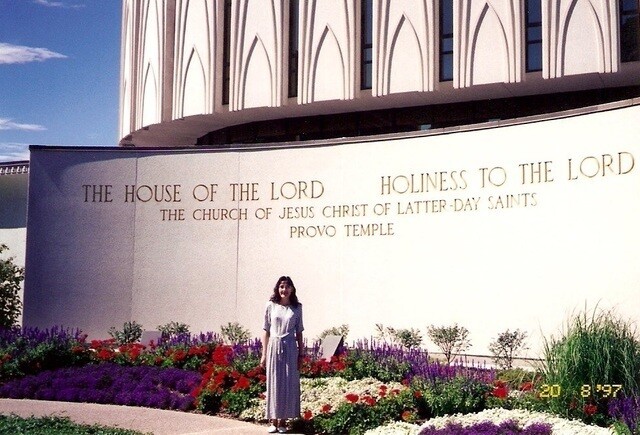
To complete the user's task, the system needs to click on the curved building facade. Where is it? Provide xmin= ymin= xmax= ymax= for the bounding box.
xmin=119 ymin=0 xmax=640 ymax=146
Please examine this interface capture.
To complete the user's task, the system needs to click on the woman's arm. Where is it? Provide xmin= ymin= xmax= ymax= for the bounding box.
xmin=297 ymin=331 xmax=304 ymax=368
xmin=260 ymin=330 xmax=270 ymax=367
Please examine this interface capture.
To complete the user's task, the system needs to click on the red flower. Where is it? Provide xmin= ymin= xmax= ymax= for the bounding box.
xmin=97 ymin=348 xmax=114 ymax=361
xmin=231 ymin=375 xmax=251 ymax=391
xmin=321 ymin=404 xmax=332 ymax=413
xmin=401 ymin=411 xmax=413 ymax=422
xmin=390 ymin=389 xmax=400 ymax=396
xmin=303 ymin=410 xmax=313 ymax=420
xmin=584 ymin=404 xmax=598 ymax=416
xmin=212 ymin=345 xmax=233 ymax=366
xmin=247 ymin=366 xmax=265 ymax=378
xmin=413 ymin=390 xmax=423 ymax=399
xmin=493 ymin=385 xmax=508 ymax=399
xmin=188 ymin=345 xmax=205 ymax=356
xmin=345 ymin=393 xmax=359 ymax=403
xmin=171 ymin=349 xmax=187 ymax=362
xmin=362 ymin=395 xmax=376 ymax=406
xmin=520 ymin=382 xmax=534 ymax=392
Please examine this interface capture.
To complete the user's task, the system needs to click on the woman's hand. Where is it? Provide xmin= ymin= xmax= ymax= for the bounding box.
xmin=260 ymin=354 xmax=266 ymax=368
xmin=297 ymin=354 xmax=304 ymax=370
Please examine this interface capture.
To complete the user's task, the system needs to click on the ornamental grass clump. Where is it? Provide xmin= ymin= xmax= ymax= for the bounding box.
xmin=541 ymin=306 xmax=640 ymax=425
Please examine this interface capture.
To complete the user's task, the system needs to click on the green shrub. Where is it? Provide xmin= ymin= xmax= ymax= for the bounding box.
xmin=375 ymin=324 xmax=423 ymax=349
xmin=157 ymin=321 xmax=190 ymax=338
xmin=316 ymin=324 xmax=350 ymax=342
xmin=489 ymin=329 xmax=528 ymax=370
xmin=342 ymin=351 xmax=409 ymax=383
xmin=541 ymin=306 xmax=640 ymax=421
xmin=108 ymin=321 xmax=143 ymax=345
xmin=426 ymin=324 xmax=471 ymax=364
xmin=0 ymin=244 xmax=24 ymax=329
xmin=414 ymin=375 xmax=491 ymax=418
xmin=220 ymin=322 xmax=250 ymax=345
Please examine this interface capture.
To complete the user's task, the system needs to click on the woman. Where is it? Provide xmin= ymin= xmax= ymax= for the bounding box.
xmin=260 ymin=276 xmax=304 ymax=434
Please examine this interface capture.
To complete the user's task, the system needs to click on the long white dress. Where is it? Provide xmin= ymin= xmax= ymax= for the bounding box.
xmin=263 ymin=301 xmax=304 ymax=419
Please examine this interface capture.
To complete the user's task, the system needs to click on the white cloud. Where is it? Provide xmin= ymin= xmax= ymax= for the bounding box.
xmin=0 ymin=143 xmax=30 ymax=163
xmin=33 ymin=0 xmax=84 ymax=8
xmin=0 ymin=118 xmax=46 ymax=132
xmin=0 ymin=43 xmax=67 ymax=65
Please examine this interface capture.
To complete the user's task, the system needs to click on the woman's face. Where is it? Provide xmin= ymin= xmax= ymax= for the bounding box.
xmin=278 ymin=280 xmax=292 ymax=299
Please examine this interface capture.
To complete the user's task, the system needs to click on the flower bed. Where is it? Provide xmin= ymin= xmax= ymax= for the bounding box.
xmin=0 ymin=363 xmax=198 ymax=411
xmin=1 ymin=318 xmax=639 ymax=434
xmin=365 ymin=408 xmax=617 ymax=435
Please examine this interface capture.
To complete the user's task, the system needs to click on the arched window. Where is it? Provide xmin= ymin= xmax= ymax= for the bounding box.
xmin=222 ymin=0 xmax=231 ymax=105
xmin=288 ymin=0 xmax=299 ymax=97
xmin=620 ymin=0 xmax=640 ymax=62
xmin=526 ymin=0 xmax=542 ymax=72
xmin=361 ymin=0 xmax=373 ymax=89
xmin=440 ymin=0 xmax=454 ymax=81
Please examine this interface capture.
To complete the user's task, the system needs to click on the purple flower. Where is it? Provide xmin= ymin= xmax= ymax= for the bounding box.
xmin=608 ymin=393 xmax=640 ymax=431
xmin=0 ymin=363 xmax=200 ymax=412
xmin=419 ymin=420 xmax=552 ymax=435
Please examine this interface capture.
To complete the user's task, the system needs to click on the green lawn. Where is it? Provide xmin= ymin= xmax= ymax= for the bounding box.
xmin=0 ymin=415 xmax=151 ymax=435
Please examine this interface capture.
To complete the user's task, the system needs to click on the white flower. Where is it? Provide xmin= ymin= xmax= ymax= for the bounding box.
xmin=300 ymin=377 xmax=405 ymax=416
xmin=364 ymin=421 xmax=420 ymax=435
xmin=239 ymin=377 xmax=406 ymax=422
xmin=418 ymin=408 xmax=615 ymax=434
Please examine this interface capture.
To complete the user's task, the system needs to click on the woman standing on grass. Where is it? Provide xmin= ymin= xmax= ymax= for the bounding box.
xmin=260 ymin=276 xmax=304 ymax=434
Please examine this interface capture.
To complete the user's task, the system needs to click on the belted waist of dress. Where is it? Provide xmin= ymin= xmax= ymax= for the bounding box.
xmin=272 ymin=332 xmax=295 ymax=355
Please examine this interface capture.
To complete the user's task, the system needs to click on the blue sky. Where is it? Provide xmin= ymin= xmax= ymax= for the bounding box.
xmin=0 ymin=0 xmax=121 ymax=162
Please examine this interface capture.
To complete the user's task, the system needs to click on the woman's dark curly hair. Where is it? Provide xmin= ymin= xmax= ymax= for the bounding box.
xmin=269 ymin=275 xmax=301 ymax=307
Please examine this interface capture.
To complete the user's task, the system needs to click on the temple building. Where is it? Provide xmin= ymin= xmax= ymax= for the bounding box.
xmin=119 ymin=0 xmax=640 ymax=146
xmin=10 ymin=1 xmax=640 ymax=355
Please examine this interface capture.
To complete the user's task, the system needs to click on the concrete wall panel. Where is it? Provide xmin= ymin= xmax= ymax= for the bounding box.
xmin=24 ymin=104 xmax=640 ymax=356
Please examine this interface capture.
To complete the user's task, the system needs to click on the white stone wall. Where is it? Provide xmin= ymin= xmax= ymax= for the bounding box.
xmin=0 ymin=170 xmax=28 ymax=326
xmin=119 ymin=0 xmax=640 ymax=144
xmin=25 ymin=104 xmax=640 ymax=355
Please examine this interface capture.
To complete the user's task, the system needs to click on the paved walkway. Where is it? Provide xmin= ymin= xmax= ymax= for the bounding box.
xmin=0 ymin=399 xmax=303 ymax=434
